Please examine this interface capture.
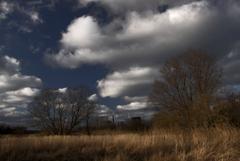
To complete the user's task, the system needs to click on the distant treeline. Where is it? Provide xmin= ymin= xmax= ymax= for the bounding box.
xmin=0 ymin=124 xmax=29 ymax=135
xmin=0 ymin=118 xmax=151 ymax=135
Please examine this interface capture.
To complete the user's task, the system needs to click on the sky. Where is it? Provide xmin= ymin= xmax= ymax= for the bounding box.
xmin=0 ymin=0 xmax=240 ymax=125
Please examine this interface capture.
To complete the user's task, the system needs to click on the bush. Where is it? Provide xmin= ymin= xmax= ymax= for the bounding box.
xmin=213 ymin=94 xmax=240 ymax=127
xmin=151 ymin=93 xmax=240 ymax=129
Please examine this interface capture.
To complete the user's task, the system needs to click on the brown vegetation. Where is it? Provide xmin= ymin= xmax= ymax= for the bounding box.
xmin=0 ymin=127 xmax=239 ymax=161
xmin=149 ymin=50 xmax=222 ymax=128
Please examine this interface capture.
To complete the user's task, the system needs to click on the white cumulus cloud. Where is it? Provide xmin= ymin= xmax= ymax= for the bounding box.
xmin=47 ymin=1 xmax=214 ymax=69
xmin=117 ymin=101 xmax=148 ymax=111
xmin=46 ymin=0 xmax=240 ymax=101
xmin=0 ymin=55 xmax=42 ymax=123
xmin=61 ymin=16 xmax=103 ymax=49
xmin=97 ymin=67 xmax=159 ymax=97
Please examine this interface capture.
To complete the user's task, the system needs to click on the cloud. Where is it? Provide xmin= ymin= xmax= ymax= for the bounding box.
xmin=1 ymin=88 xmax=40 ymax=105
xmin=0 ymin=1 xmax=13 ymax=20
xmin=117 ymin=101 xmax=148 ymax=111
xmin=0 ymin=55 xmax=42 ymax=124
xmin=79 ymin=0 xmax=160 ymax=12
xmin=61 ymin=16 xmax=103 ymax=49
xmin=97 ymin=67 xmax=159 ymax=97
xmin=0 ymin=0 xmax=44 ymax=35
xmin=58 ymin=87 xmax=68 ymax=93
xmin=117 ymin=95 xmax=153 ymax=111
xmin=0 ymin=1 xmax=36 ymax=22
xmin=47 ymin=0 xmax=240 ymax=100
xmin=47 ymin=1 xmax=218 ymax=69
xmin=124 ymin=96 xmax=148 ymax=102
xmin=0 ymin=55 xmax=20 ymax=74
xmin=94 ymin=104 xmax=113 ymax=117
xmin=78 ymin=0 xmax=198 ymax=13
xmin=28 ymin=11 xmax=43 ymax=24
xmin=88 ymin=94 xmax=98 ymax=101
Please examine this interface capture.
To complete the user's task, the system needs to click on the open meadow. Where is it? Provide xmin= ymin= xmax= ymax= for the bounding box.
xmin=0 ymin=127 xmax=240 ymax=161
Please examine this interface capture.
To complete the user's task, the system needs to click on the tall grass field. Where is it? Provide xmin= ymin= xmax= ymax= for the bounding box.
xmin=0 ymin=127 xmax=239 ymax=161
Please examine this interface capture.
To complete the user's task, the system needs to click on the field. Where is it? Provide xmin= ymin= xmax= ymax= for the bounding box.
xmin=0 ymin=127 xmax=240 ymax=161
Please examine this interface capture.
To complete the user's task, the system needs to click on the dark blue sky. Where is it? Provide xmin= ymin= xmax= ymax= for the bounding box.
xmin=0 ymin=0 xmax=121 ymax=107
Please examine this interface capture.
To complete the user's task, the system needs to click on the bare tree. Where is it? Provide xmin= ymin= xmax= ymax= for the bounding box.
xmin=149 ymin=50 xmax=222 ymax=128
xmin=28 ymin=87 xmax=96 ymax=135
xmin=83 ymin=101 xmax=95 ymax=135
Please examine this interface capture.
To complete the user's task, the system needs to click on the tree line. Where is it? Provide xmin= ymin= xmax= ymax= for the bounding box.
xmin=2 ymin=50 xmax=240 ymax=135
xmin=25 ymin=50 xmax=240 ymax=133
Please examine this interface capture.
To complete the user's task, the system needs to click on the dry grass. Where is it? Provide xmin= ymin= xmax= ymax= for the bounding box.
xmin=0 ymin=127 xmax=240 ymax=161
